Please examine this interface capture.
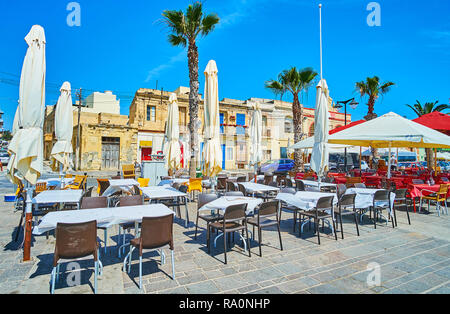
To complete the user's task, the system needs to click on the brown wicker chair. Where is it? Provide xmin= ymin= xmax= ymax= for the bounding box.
xmin=51 ymin=221 xmax=101 ymax=294
xmin=335 ymin=193 xmax=359 ymax=239
xmin=80 ymin=197 xmax=109 ymax=254
xmin=117 ymin=195 xmax=144 ymax=257
xmin=208 ymin=203 xmax=251 ymax=264
xmin=124 ymin=214 xmax=175 ymax=290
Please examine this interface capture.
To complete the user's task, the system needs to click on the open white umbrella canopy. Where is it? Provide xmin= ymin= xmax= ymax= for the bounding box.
xmin=7 ymin=25 xmax=46 ymax=185
xmin=202 ymin=60 xmax=222 ymax=177
xmin=249 ymin=102 xmax=263 ymax=166
xmin=163 ymin=93 xmax=182 ymax=171
xmin=290 ymin=136 xmax=354 ymax=151
xmin=310 ymin=79 xmax=330 ymax=178
xmin=51 ymin=82 xmax=73 ymax=172
xmin=328 ymin=112 xmax=450 ymax=149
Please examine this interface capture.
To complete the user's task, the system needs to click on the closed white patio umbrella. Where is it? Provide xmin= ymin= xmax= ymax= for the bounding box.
xmin=202 ymin=60 xmax=222 ymax=178
xmin=6 ymin=25 xmax=46 ymax=262
xmin=163 ymin=93 xmax=182 ymax=173
xmin=7 ymin=25 xmax=46 ymax=186
xmin=51 ymin=82 xmax=73 ymax=173
xmin=249 ymin=102 xmax=263 ymax=181
xmin=310 ymin=79 xmax=330 ymax=179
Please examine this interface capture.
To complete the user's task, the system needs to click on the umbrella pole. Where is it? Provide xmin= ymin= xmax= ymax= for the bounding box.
xmin=23 ymin=182 xmax=34 ymax=262
xmin=434 ymin=148 xmax=437 ymax=176
xmin=387 ymin=143 xmax=392 ymax=179
xmin=360 ymin=146 xmax=362 ymax=178
xmin=60 ymin=163 xmax=65 ymax=189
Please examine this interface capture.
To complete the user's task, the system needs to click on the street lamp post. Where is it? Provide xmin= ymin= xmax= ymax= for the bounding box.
xmin=333 ymin=98 xmax=359 ymax=171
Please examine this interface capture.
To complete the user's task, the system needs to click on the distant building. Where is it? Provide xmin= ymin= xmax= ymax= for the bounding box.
xmin=44 ymin=91 xmax=137 ymax=171
xmin=129 ymin=86 xmax=351 ymax=170
xmin=74 ymin=91 xmax=121 ymax=115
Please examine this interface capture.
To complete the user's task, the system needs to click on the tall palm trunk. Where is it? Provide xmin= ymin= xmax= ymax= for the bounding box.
xmin=187 ymin=40 xmax=199 ymax=177
xmin=365 ymin=96 xmax=378 ymax=167
xmin=426 ymin=148 xmax=434 ymax=172
xmin=364 ymin=96 xmax=378 ymax=121
xmin=292 ymin=93 xmax=303 ymax=172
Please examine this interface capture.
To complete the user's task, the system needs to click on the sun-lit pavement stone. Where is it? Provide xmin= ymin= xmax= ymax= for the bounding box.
xmin=1 ymin=170 xmax=450 ymax=294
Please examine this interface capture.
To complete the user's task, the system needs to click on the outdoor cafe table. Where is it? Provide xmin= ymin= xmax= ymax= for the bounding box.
xmin=238 ymin=182 xmax=279 ymax=196
xmin=276 ymin=191 xmax=338 ymax=211
xmin=276 ymin=191 xmax=338 ymax=233
xmin=140 ymin=186 xmax=190 ymax=227
xmin=408 ymin=183 xmax=450 ymax=213
xmin=102 ymin=179 xmax=140 ymax=197
xmin=345 ymin=188 xmax=395 ymax=222
xmin=198 ymin=195 xmax=263 ymax=215
xmin=199 ymin=196 xmax=262 ymax=248
xmin=37 ymin=177 xmax=74 ymax=188
xmin=301 ymin=180 xmax=336 ymax=191
xmin=32 ymin=190 xmax=84 ymax=210
xmin=32 ymin=204 xmax=175 ymax=239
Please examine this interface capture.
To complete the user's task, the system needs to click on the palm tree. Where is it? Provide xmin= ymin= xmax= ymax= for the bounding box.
xmin=407 ymin=100 xmax=450 ymax=117
xmin=266 ymin=67 xmax=318 ymax=171
xmin=406 ymin=100 xmax=450 ymax=170
xmin=162 ymin=2 xmax=219 ymax=177
xmin=355 ymin=76 xmax=395 ymax=121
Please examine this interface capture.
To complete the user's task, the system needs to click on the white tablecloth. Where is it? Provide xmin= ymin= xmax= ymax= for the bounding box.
xmin=238 ymin=182 xmax=279 ymax=193
xmin=109 ymin=179 xmax=139 ymax=186
xmin=345 ymin=188 xmax=395 ymax=212
xmin=301 ymin=180 xmax=336 ymax=188
xmin=199 ymin=196 xmax=263 ymax=215
xmin=276 ymin=191 xmax=337 ymax=211
xmin=141 ymin=187 xmax=187 ymax=200
xmin=33 ymin=204 xmax=175 ymax=235
xmin=102 ymin=179 xmax=140 ymax=196
xmin=33 ymin=190 xmax=83 ymax=204
xmin=37 ymin=177 xmax=74 ymax=187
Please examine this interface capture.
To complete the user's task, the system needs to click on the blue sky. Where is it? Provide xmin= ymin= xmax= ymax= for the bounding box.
xmin=0 ymin=0 xmax=449 ymax=130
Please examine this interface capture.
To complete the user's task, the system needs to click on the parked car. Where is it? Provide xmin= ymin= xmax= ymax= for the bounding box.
xmin=398 ymin=161 xmax=425 ymax=171
xmin=437 ymin=161 xmax=450 ymax=171
xmin=0 ymin=151 xmax=10 ymax=166
xmin=258 ymin=159 xmax=294 ymax=174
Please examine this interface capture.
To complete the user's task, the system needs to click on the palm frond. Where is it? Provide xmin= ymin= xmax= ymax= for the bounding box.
xmin=265 ymin=80 xmax=285 ymax=96
xmin=200 ymin=14 xmax=220 ymax=36
xmin=406 ymin=104 xmax=422 ymax=117
xmin=168 ymin=34 xmax=187 ymax=47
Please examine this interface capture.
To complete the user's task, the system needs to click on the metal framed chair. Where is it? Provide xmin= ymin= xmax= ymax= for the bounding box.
xmin=117 ymin=195 xmax=144 ymax=257
xmin=247 ymin=200 xmax=283 ymax=257
xmin=295 ymin=180 xmax=306 ymax=191
xmin=51 ymin=221 xmax=102 ymax=294
xmin=335 ymin=193 xmax=359 ymax=239
xmin=393 ymin=188 xmax=411 ymax=226
xmin=80 ymin=197 xmax=109 ymax=254
xmin=123 ymin=215 xmax=175 ymax=290
xmin=226 ymin=181 xmax=237 ymax=192
xmin=208 ymin=203 xmax=251 ymax=264
xmin=419 ymin=184 xmax=449 ymax=216
xmin=195 ymin=193 xmax=221 ymax=241
xmin=372 ymin=190 xmax=395 ymax=229
xmin=299 ymin=196 xmax=337 ymax=245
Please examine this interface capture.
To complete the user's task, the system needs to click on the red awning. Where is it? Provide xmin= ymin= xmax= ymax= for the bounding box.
xmin=329 ymin=120 xmax=366 ymax=135
xmin=413 ymin=112 xmax=450 ymax=134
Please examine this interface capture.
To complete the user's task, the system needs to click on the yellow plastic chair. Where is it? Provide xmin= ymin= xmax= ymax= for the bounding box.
xmin=137 ymin=178 xmax=149 ymax=188
xmin=188 ymin=178 xmax=202 ymax=200
xmin=122 ymin=164 xmax=136 ymax=180
xmin=64 ymin=175 xmax=86 ymax=190
xmin=35 ymin=182 xmax=47 ymax=194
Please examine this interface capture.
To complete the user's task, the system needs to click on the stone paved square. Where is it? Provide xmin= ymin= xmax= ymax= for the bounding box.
xmin=0 ymin=171 xmax=449 ymax=294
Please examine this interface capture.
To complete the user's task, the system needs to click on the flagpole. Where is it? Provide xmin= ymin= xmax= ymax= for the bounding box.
xmin=319 ymin=3 xmax=323 ymax=80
